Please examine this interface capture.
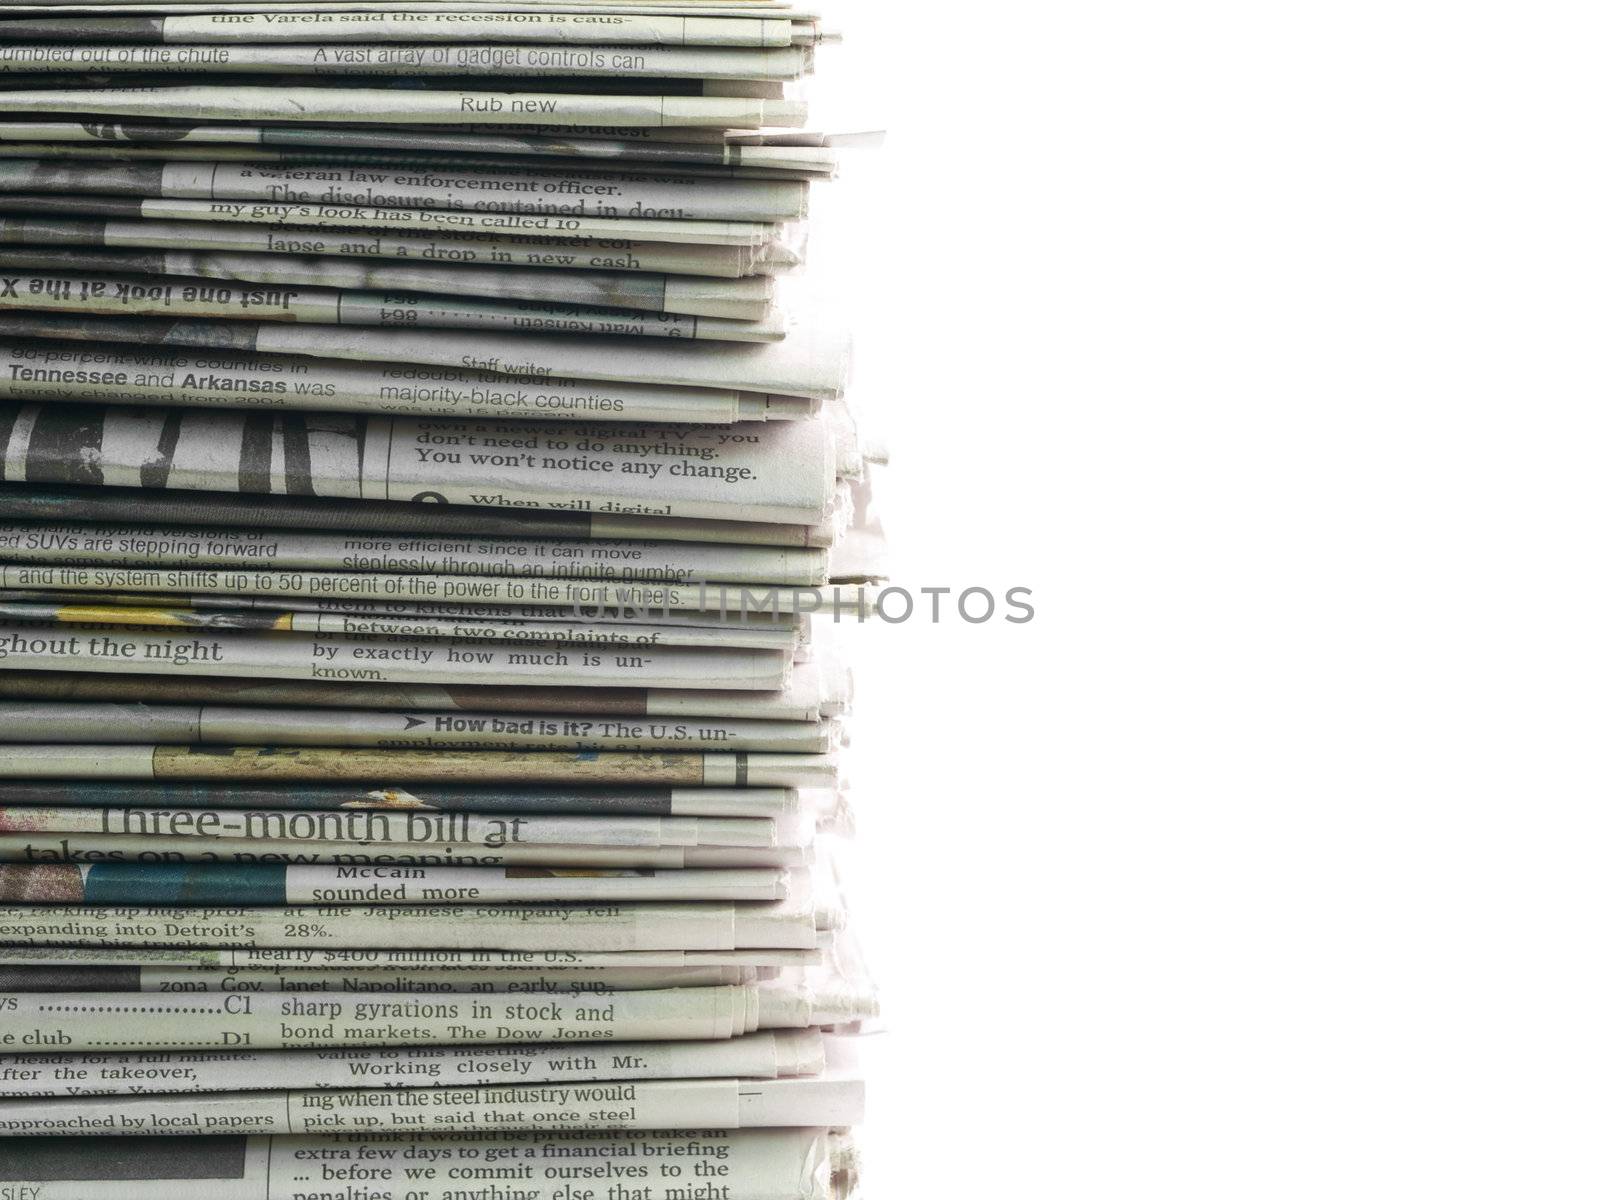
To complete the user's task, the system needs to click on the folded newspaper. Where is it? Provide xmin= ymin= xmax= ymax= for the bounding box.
xmin=0 ymin=1127 xmax=860 ymax=1199
xmin=0 ymin=3 xmax=882 ymax=1191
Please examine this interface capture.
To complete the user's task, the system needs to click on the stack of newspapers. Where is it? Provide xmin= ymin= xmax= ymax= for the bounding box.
xmin=0 ymin=1 xmax=881 ymax=1197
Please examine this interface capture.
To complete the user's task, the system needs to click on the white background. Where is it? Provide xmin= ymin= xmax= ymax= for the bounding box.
xmin=811 ymin=1 xmax=1600 ymax=1195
